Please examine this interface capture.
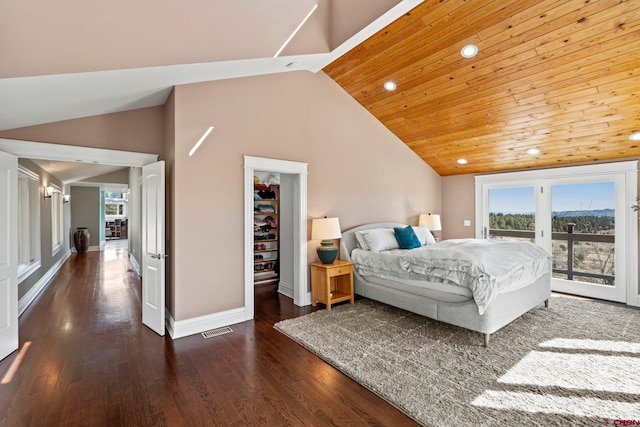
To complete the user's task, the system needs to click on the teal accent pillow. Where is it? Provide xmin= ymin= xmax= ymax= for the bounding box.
xmin=394 ymin=226 xmax=421 ymax=249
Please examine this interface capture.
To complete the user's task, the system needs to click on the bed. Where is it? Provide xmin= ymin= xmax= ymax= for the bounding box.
xmin=339 ymin=222 xmax=551 ymax=346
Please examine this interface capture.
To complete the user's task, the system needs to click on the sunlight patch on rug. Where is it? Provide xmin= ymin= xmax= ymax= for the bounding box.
xmin=498 ymin=351 xmax=640 ymax=394
xmin=539 ymin=338 xmax=640 ymax=354
xmin=472 ymin=390 xmax=640 ymax=419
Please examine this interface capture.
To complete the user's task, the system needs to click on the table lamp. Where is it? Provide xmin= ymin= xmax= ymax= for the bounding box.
xmin=311 ymin=217 xmax=342 ymax=264
xmin=418 ymin=213 xmax=441 ymax=241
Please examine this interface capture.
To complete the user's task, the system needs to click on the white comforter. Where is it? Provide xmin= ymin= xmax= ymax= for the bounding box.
xmin=351 ymin=239 xmax=550 ymax=314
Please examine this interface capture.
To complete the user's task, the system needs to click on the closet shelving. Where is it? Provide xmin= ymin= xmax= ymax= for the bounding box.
xmin=254 ymin=184 xmax=279 ymax=285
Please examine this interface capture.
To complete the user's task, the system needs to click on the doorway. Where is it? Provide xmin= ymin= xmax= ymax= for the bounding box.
xmin=0 ymin=138 xmax=160 ymax=356
xmin=243 ymin=156 xmax=308 ymax=318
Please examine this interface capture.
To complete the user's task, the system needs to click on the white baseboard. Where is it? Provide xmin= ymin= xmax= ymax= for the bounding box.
xmin=303 ymin=290 xmax=312 ymax=306
xmin=166 ymin=307 xmax=249 ymax=339
xmin=18 ymin=251 xmax=71 ymax=316
xmin=628 ymin=294 xmax=640 ymax=308
xmin=129 ymin=254 xmax=141 ymax=277
xmin=278 ymin=281 xmax=294 ymax=299
xmin=277 ymin=283 xmax=312 ymax=307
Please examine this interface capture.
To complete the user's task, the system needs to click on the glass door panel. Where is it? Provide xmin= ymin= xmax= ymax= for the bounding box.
xmin=488 ymin=186 xmax=535 ymax=243
xmin=550 ymin=181 xmax=622 ymax=301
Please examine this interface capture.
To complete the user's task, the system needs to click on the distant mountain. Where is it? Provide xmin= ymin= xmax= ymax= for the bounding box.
xmin=552 ymin=209 xmax=615 ymax=218
xmin=490 ymin=209 xmax=615 ymax=217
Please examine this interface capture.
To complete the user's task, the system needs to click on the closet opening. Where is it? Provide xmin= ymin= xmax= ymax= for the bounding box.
xmin=243 ymin=156 xmax=308 ymax=320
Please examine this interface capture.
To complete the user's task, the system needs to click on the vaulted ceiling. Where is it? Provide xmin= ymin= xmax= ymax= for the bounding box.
xmin=0 ymin=0 xmax=406 ymax=131
xmin=1 ymin=0 xmax=638 ymax=179
xmin=324 ymin=0 xmax=640 ymax=176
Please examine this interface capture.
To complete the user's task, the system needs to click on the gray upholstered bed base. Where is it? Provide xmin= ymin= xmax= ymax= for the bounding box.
xmin=340 ymin=223 xmax=551 ymax=346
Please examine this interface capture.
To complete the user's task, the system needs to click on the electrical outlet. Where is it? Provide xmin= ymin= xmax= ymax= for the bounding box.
xmin=463 ymin=220 xmax=471 ymax=227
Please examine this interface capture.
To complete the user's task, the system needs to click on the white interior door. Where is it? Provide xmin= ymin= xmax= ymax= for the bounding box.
xmin=142 ymin=161 xmax=165 ymax=336
xmin=0 ymin=151 xmax=18 ymax=361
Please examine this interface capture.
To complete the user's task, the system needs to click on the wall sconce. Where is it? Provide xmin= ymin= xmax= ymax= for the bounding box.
xmin=311 ymin=217 xmax=342 ymax=264
xmin=63 ymin=194 xmax=70 ymax=203
xmin=43 ymin=186 xmax=53 ymax=199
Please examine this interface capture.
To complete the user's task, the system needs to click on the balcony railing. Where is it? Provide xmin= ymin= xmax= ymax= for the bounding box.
xmin=489 ymin=224 xmax=615 ymax=284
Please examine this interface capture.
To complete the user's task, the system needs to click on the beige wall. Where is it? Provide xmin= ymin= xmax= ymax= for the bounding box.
xmin=70 ymin=186 xmax=101 ymax=248
xmin=441 ymin=174 xmax=476 ymax=240
xmin=0 ymin=106 xmax=165 ymax=155
xmin=170 ymin=71 xmax=441 ymax=321
xmin=17 ymin=159 xmax=67 ymax=300
xmin=5 ymin=70 xmax=443 ymax=324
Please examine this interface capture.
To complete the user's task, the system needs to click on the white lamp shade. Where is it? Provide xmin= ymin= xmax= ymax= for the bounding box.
xmin=418 ymin=214 xmax=441 ymax=231
xmin=311 ymin=217 xmax=342 ymax=240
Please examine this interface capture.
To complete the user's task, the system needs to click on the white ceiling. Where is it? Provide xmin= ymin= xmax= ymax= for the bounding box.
xmin=30 ymin=160 xmax=126 ymax=185
xmin=0 ymin=0 xmax=419 ymax=131
xmin=0 ymin=1 xmax=421 ymax=183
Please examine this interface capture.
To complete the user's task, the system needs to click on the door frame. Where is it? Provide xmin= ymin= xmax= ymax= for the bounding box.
xmin=475 ymin=161 xmax=638 ymax=306
xmin=0 ymin=138 xmax=159 ymax=322
xmin=243 ymin=156 xmax=308 ymax=315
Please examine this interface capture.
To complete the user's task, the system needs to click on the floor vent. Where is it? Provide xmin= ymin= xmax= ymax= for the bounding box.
xmin=201 ymin=326 xmax=233 ymax=339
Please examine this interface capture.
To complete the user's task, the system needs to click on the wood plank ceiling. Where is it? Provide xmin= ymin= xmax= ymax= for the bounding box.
xmin=323 ymin=0 xmax=640 ymax=176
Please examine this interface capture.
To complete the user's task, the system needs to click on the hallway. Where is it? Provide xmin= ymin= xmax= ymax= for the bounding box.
xmin=0 ymin=247 xmax=416 ymax=426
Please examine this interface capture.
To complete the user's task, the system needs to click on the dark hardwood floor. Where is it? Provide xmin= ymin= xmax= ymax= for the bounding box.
xmin=0 ymin=248 xmax=418 ymax=426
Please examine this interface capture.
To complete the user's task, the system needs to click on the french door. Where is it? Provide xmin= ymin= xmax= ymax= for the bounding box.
xmin=476 ymin=162 xmax=637 ymax=304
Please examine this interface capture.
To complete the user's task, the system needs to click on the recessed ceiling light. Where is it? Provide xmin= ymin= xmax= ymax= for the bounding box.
xmin=527 ymin=148 xmax=541 ymax=155
xmin=630 ymin=132 xmax=640 ymax=141
xmin=457 ymin=158 xmax=468 ymax=165
xmin=460 ymin=44 xmax=478 ymax=58
xmin=383 ymin=81 xmax=397 ymax=91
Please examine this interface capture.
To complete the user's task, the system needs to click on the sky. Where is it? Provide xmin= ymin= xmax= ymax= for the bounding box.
xmin=489 ymin=181 xmax=615 ymax=214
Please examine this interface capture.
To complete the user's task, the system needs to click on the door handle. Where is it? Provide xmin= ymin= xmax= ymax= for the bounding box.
xmin=149 ymin=253 xmax=168 ymax=259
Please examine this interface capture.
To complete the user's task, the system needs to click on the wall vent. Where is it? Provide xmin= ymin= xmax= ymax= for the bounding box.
xmin=201 ymin=326 xmax=233 ymax=339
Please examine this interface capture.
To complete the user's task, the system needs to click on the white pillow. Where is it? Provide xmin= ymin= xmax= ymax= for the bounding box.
xmin=354 ymin=230 xmax=371 ymax=251
xmin=361 ymin=228 xmax=400 ymax=252
xmin=412 ymin=226 xmax=436 ymax=245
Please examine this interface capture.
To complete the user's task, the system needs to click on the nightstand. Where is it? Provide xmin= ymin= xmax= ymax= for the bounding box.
xmin=310 ymin=260 xmax=355 ymax=311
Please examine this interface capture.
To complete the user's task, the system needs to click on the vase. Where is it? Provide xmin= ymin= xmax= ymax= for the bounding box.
xmin=74 ymin=227 xmax=90 ymax=253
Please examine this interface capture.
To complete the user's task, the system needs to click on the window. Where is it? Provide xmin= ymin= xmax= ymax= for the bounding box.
xmin=51 ymin=186 xmax=63 ymax=255
xmin=17 ymin=167 xmax=41 ymax=282
xmin=487 ymin=186 xmax=535 ymax=243
xmin=105 ymin=203 xmax=125 ymax=216
xmin=104 ymin=191 xmax=127 ymax=219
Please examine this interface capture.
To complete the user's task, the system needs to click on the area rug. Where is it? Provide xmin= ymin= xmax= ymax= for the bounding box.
xmin=274 ymin=297 xmax=640 ymax=426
